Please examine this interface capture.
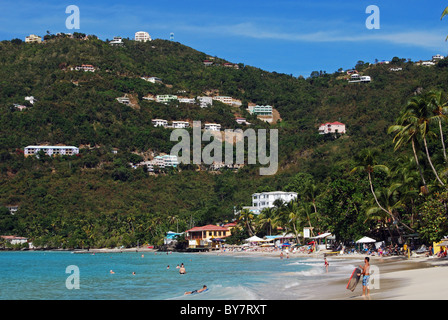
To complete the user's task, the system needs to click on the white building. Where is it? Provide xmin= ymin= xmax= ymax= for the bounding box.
xmin=172 ymin=121 xmax=190 ymax=129
xmin=141 ymin=76 xmax=162 ymax=84
xmin=14 ymin=104 xmax=28 ymax=111
xmin=156 ymin=95 xmax=178 ymax=104
xmin=135 ymin=31 xmax=152 ymax=42
xmin=197 ymin=96 xmax=213 ymax=108
xmin=348 ymin=74 xmax=371 ymax=83
xmin=421 ymin=61 xmax=436 ymax=66
xmin=178 ymin=97 xmax=196 ymax=104
xmin=247 ymin=105 xmax=273 ymax=116
xmin=143 ymin=155 xmax=179 ymax=170
xmin=109 ymin=37 xmax=124 ymax=46
xmin=212 ymin=96 xmax=242 ymax=106
xmin=152 ymin=119 xmax=168 ymax=127
xmin=1 ymin=236 xmax=28 ymax=245
xmin=204 ymin=123 xmax=221 ymax=131
xmin=116 ymin=95 xmax=130 ymax=105
xmin=243 ymin=191 xmax=298 ymax=215
xmin=74 ymin=64 xmax=96 ymax=72
xmin=25 ymin=34 xmax=42 ymax=43
xmin=432 ymin=54 xmax=445 ymax=61
xmin=25 ymin=96 xmax=36 ymax=105
xmin=318 ymin=122 xmax=346 ymax=134
xmin=24 ymin=146 xmax=79 ymax=157
xmin=235 ymin=117 xmax=249 ymax=125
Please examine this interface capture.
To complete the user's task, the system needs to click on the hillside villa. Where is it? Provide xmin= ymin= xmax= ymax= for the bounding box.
xmin=318 ymin=122 xmax=346 ymax=134
xmin=212 ymin=96 xmax=242 ymax=106
xmin=74 ymin=64 xmax=96 ymax=72
xmin=116 ymin=95 xmax=131 ymax=105
xmin=348 ymin=74 xmax=371 ymax=83
xmin=109 ymin=37 xmax=124 ymax=46
xmin=156 ymin=95 xmax=178 ymax=104
xmin=204 ymin=123 xmax=221 ymax=131
xmin=25 ymin=34 xmax=42 ymax=43
xmin=135 ymin=31 xmax=152 ymax=42
xmin=141 ymin=76 xmax=162 ymax=84
xmin=24 ymin=146 xmax=79 ymax=157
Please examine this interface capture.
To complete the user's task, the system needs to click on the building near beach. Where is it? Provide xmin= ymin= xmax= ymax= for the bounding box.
xmin=242 ymin=191 xmax=298 ymax=215
xmin=185 ymin=224 xmax=232 ymax=248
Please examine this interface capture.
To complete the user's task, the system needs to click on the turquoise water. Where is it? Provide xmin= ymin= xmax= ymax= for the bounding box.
xmin=0 ymin=251 xmax=354 ymax=300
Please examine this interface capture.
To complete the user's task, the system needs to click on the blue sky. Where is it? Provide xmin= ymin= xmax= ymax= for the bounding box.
xmin=1 ymin=0 xmax=448 ymax=77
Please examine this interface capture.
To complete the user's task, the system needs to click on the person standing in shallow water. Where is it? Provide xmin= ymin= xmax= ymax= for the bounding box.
xmin=359 ymin=257 xmax=371 ymax=299
xmin=179 ymin=263 xmax=186 ymax=274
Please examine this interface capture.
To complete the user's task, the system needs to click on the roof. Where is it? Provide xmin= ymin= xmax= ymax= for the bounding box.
xmin=186 ymin=224 xmax=229 ymax=233
xmin=320 ymin=121 xmax=345 ymax=126
xmin=25 ymin=145 xmax=78 ymax=149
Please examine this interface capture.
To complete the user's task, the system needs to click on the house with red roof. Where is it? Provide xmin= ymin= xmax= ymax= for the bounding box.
xmin=185 ymin=224 xmax=233 ymax=249
xmin=318 ymin=121 xmax=346 ymax=134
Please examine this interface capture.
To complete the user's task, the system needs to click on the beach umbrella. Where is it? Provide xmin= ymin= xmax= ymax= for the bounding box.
xmin=244 ymin=236 xmax=265 ymax=242
xmin=356 ymin=236 xmax=376 ymax=243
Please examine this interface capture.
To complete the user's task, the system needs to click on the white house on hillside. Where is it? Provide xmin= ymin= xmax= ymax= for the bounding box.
xmin=204 ymin=123 xmax=221 ymax=131
xmin=24 ymin=146 xmax=79 ymax=157
xmin=318 ymin=122 xmax=346 ymax=134
xmin=135 ymin=31 xmax=151 ymax=42
xmin=152 ymin=119 xmax=168 ymax=127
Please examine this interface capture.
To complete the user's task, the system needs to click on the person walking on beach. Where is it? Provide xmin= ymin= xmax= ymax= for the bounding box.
xmin=324 ymin=257 xmax=329 ymax=273
xmin=359 ymin=257 xmax=371 ymax=298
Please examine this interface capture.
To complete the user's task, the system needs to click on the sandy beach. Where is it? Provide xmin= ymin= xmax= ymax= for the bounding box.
xmin=196 ymin=248 xmax=448 ymax=300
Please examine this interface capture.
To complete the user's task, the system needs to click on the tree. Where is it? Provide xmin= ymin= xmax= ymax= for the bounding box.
xmin=404 ymin=94 xmax=445 ymax=186
xmin=441 ymin=6 xmax=448 ymax=40
xmin=389 ymin=116 xmax=428 ymax=193
xmin=236 ymin=208 xmax=255 ymax=236
xmin=257 ymin=207 xmax=278 ymax=236
xmin=428 ymin=90 xmax=448 ymax=161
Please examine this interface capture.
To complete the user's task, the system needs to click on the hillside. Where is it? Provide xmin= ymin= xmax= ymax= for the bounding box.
xmin=2 ymin=36 xmax=448 ymax=248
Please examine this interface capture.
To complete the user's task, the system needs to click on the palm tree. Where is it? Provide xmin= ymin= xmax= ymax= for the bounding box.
xmin=428 ymin=90 xmax=448 ymax=161
xmin=236 ymin=208 xmax=255 ymax=236
xmin=284 ymin=201 xmax=302 ymax=244
xmin=404 ymin=94 xmax=445 ymax=186
xmin=257 ymin=207 xmax=278 ymax=236
xmin=442 ymin=7 xmax=448 ymax=40
xmin=389 ymin=113 xmax=428 ymax=193
xmin=351 ymin=148 xmax=391 ymax=217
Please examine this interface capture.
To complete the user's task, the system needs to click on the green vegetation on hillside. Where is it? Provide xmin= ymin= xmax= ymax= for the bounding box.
xmin=1 ymin=35 xmax=448 ymax=248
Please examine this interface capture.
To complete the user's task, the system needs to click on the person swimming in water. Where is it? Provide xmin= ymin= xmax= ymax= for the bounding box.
xmin=185 ymin=285 xmax=207 ymax=295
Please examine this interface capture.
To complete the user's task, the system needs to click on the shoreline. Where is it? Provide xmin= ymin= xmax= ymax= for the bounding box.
xmin=4 ymin=247 xmax=447 ymax=300
xmin=197 ymin=249 xmax=448 ymax=300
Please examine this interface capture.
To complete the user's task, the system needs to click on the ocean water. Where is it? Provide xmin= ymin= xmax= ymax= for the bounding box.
xmin=0 ymin=251 xmax=356 ymax=300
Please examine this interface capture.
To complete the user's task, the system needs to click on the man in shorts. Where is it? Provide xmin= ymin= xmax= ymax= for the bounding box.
xmin=359 ymin=257 xmax=370 ymax=298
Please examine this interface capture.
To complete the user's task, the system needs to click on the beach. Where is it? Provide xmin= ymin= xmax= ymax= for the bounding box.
xmin=197 ymin=248 xmax=448 ymax=300
xmin=2 ymin=248 xmax=447 ymax=300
